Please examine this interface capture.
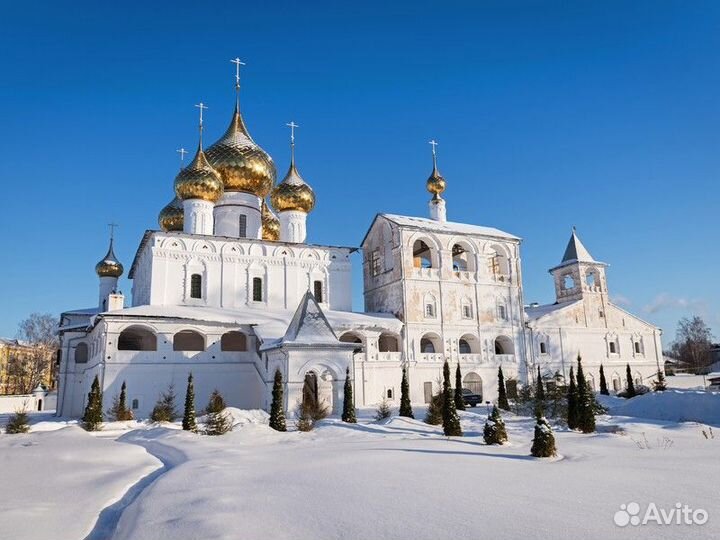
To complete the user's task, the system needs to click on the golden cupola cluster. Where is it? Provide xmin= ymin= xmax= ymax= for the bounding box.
xmin=158 ymin=196 xmax=184 ymax=231
xmin=205 ymin=103 xmax=277 ymax=197
xmin=174 ymin=144 xmax=224 ymax=203
xmin=95 ymin=239 xmax=124 ymax=278
xmin=270 ymin=149 xmax=315 ymax=214
xmin=261 ymin=200 xmax=280 ymax=241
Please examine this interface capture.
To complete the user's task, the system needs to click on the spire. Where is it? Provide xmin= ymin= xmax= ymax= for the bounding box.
xmin=230 ymin=57 xmax=245 ymax=113
xmin=561 ymin=227 xmax=596 ymax=264
xmin=430 ymin=139 xmax=439 ymax=172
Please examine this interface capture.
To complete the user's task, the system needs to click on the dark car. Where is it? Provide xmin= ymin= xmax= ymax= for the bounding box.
xmin=461 ymin=388 xmax=483 ymax=407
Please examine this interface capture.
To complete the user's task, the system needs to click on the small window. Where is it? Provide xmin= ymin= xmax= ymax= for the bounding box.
xmin=539 ymin=342 xmax=547 ymax=354
xmin=252 ymin=277 xmax=263 ymax=302
xmin=425 ymin=303 xmax=435 ymax=318
xmin=599 ymin=309 xmax=604 ymax=318
xmin=314 ymin=280 xmax=323 ymax=303
xmin=190 ymin=274 xmax=202 ymax=299
xmin=370 ymin=249 xmax=381 ymax=277
xmin=131 ymin=398 xmax=139 ymax=410
xmin=609 ymin=341 xmax=617 ymax=354
xmin=75 ymin=343 xmax=88 ymax=364
xmin=386 ymin=388 xmax=394 ymax=399
xmin=563 ymin=275 xmax=575 ymax=290
xmin=612 ymin=378 xmax=621 ymax=392
xmin=498 ymin=305 xmax=507 ymax=321
xmin=634 ymin=342 xmax=641 ymax=354
xmin=238 ymin=215 xmax=247 ymax=238
xmin=462 ymin=302 xmax=473 ymax=319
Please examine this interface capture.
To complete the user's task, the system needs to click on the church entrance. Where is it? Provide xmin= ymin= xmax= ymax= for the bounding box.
xmin=303 ymin=371 xmax=319 ymax=408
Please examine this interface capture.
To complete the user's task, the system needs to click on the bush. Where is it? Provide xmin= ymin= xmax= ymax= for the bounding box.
xmin=107 ymin=381 xmax=134 ymax=422
xmin=483 ymin=405 xmax=507 ymax=445
xmin=375 ymin=396 xmax=392 ymax=421
xmin=617 ymin=384 xmax=650 ymax=399
xmin=652 ymin=370 xmax=668 ymax=392
xmin=150 ymin=385 xmax=178 ymax=423
xmin=530 ymin=414 xmax=557 ymax=458
xmin=6 ymin=406 xmax=30 ymax=434
xmin=204 ymin=390 xmax=231 ymax=436
xmin=295 ymin=396 xmax=329 ymax=432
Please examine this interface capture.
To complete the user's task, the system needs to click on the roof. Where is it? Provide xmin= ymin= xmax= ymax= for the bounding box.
xmin=550 ymin=229 xmax=605 ymax=271
xmin=524 ymin=300 xmax=581 ymax=322
xmin=129 ymin=230 xmax=358 ymax=279
xmin=362 ymin=213 xmax=520 ymax=247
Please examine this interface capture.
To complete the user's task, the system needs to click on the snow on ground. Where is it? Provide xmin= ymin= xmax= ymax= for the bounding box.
xmin=666 ymin=374 xmax=709 ymax=390
xmin=2 ymin=401 xmax=718 ymax=540
xmin=604 ymin=390 xmax=720 ymax=426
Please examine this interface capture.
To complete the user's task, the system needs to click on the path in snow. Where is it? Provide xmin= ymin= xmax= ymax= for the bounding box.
xmin=84 ymin=431 xmax=188 ymax=540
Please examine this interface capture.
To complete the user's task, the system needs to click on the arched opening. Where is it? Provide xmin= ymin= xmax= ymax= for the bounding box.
xmin=585 ymin=270 xmax=597 ymax=289
xmin=563 ymin=274 xmax=575 ymax=290
xmin=118 ymin=326 xmax=157 ymax=351
xmin=190 ymin=273 xmax=202 ymax=299
xmin=313 ymin=280 xmax=323 ymax=303
xmin=424 ymin=294 xmax=437 ymax=319
xmin=459 ymin=339 xmax=471 ymax=354
xmin=221 ymin=331 xmax=247 ymax=352
xmin=452 ymin=243 xmax=475 ymax=273
xmin=461 ymin=298 xmax=473 ymax=319
xmin=420 ymin=333 xmax=442 ymax=354
xmin=612 ymin=375 xmax=621 ymax=392
xmin=413 ymin=240 xmax=434 ymax=269
xmin=494 ymin=335 xmax=514 ymax=355
xmin=634 ymin=372 xmax=642 ymax=386
xmin=37 ymin=399 xmax=43 ymax=411
xmin=587 ymin=374 xmax=596 ymax=391
xmin=459 ymin=334 xmax=479 ymax=354
xmin=339 ymin=332 xmax=363 ymax=354
xmin=488 ymin=246 xmax=510 ymax=280
xmin=173 ymin=330 xmax=205 ymax=351
xmin=303 ymin=371 xmax=318 ymax=408
xmin=539 ymin=341 xmax=547 ymax=354
xmin=378 ymin=333 xmax=399 ymax=352
xmin=75 ymin=342 xmax=88 ymax=364
xmin=463 ymin=372 xmax=483 ymax=397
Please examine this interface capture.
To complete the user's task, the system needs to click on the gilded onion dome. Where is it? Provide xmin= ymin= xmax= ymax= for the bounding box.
xmin=270 ymin=151 xmax=315 ymax=214
xmin=158 ymin=196 xmax=184 ymax=231
xmin=95 ymin=239 xmax=123 ymax=278
xmin=174 ymin=144 xmax=224 ymax=203
xmin=261 ymin=200 xmax=280 ymax=241
xmin=205 ymin=104 xmax=276 ymax=197
xmin=426 ymin=160 xmax=446 ymax=198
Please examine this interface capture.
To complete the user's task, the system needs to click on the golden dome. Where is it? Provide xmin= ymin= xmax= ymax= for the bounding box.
xmin=174 ymin=145 xmax=224 ymax=203
xmin=158 ymin=196 xmax=184 ymax=231
xmin=261 ymin=200 xmax=280 ymax=241
xmin=270 ymin=155 xmax=315 ymax=214
xmin=205 ymin=106 xmax=276 ymax=197
xmin=426 ymin=163 xmax=446 ymax=197
xmin=95 ymin=239 xmax=123 ymax=278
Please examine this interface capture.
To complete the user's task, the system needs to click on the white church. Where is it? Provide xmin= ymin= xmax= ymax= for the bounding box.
xmin=56 ymin=66 xmax=664 ymax=418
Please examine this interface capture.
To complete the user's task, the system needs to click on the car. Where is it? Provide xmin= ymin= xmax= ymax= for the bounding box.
xmin=461 ymin=388 xmax=483 ymax=407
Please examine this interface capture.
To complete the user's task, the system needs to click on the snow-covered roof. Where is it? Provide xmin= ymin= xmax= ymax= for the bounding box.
xmin=524 ymin=300 xmax=580 ymax=321
xmin=362 ymin=214 xmax=520 ymax=245
xmin=550 ymin=229 xmax=605 ymax=271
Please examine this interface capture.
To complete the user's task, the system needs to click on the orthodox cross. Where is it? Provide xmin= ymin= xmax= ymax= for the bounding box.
xmin=195 ymin=102 xmax=208 ymax=128
xmin=230 ymin=57 xmax=245 ymax=88
xmin=108 ymin=222 xmax=118 ymax=241
xmin=287 ymin=121 xmax=299 ymax=144
xmin=176 ymin=147 xmax=187 ymax=168
xmin=429 ymin=139 xmax=439 ymax=168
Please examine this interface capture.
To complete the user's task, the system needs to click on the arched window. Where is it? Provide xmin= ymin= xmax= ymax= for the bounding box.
xmin=190 ymin=274 xmax=202 ymax=299
xmin=75 ymin=343 xmax=88 ymax=364
xmin=424 ymin=294 xmax=437 ymax=319
xmin=238 ymin=214 xmax=247 ymax=238
xmin=173 ymin=330 xmax=205 ymax=351
xmin=586 ymin=271 xmax=595 ymax=288
xmin=413 ymin=240 xmax=434 ymax=269
xmin=378 ymin=333 xmax=399 ymax=352
xmin=458 ymin=334 xmax=478 ymax=354
xmin=634 ymin=340 xmax=642 ymax=354
xmin=420 ymin=333 xmax=442 ymax=354
xmin=497 ymin=304 xmax=507 ymax=321
xmin=494 ymin=336 xmax=514 ymax=355
xmin=131 ymin=398 xmax=139 ymax=410
xmin=386 ymin=388 xmax=394 ymax=399
xmin=459 ymin=339 xmax=471 ymax=354
xmin=463 ymin=372 xmax=483 ymax=396
xmin=313 ymin=280 xmax=323 ymax=303
xmin=563 ymin=274 xmax=575 ymax=290
xmin=461 ymin=298 xmax=473 ymax=319
xmin=452 ymin=243 xmax=474 ymax=272
xmin=339 ymin=332 xmax=363 ymax=354
xmin=539 ymin=341 xmax=547 ymax=354
xmin=221 ymin=331 xmax=247 ymax=352
xmin=488 ymin=246 xmax=510 ymax=280
xmin=118 ymin=326 xmax=157 ymax=351
xmin=252 ymin=277 xmax=263 ymax=302
xmin=612 ymin=377 xmax=621 ymax=392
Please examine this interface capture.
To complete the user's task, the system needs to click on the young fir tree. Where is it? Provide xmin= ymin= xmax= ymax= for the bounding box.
xmin=441 ymin=360 xmax=462 ymax=436
xmin=575 ymin=356 xmax=596 ymax=433
xmin=652 ymin=370 xmax=668 ymax=392
xmin=534 ymin=365 xmax=546 ymax=417
xmin=625 ymin=364 xmax=637 ymax=398
xmin=82 ymin=375 xmax=104 ymax=431
xmin=497 ymin=366 xmax=510 ymax=411
xmin=530 ymin=412 xmax=557 ymax=458
xmin=566 ymin=365 xmax=578 ymax=430
xmin=5 ymin=406 xmax=30 ymax=434
xmin=205 ymin=390 xmax=232 ymax=435
xmin=107 ymin=381 xmax=134 ymax=421
xmin=341 ymin=367 xmax=357 ymax=423
xmin=182 ymin=373 xmax=197 ymax=432
xmin=269 ymin=369 xmax=287 ymax=432
xmin=454 ymin=363 xmax=466 ymax=411
xmin=399 ymin=367 xmax=414 ymax=419
xmin=483 ymin=405 xmax=508 ymax=445
xmin=599 ymin=364 xmax=610 ymax=395
xmin=150 ymin=385 xmax=178 ymax=423
xmin=424 ymin=390 xmax=443 ymax=425
xmin=375 ymin=396 xmax=392 ymax=420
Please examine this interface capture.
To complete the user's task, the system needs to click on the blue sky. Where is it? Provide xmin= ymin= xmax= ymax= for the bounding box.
xmin=0 ymin=1 xmax=718 ymax=343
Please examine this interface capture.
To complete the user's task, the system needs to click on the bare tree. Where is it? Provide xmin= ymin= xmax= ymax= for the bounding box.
xmin=12 ymin=313 xmax=59 ymax=393
xmin=671 ymin=316 xmax=714 ymax=374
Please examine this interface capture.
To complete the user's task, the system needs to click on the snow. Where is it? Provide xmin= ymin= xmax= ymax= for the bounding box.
xmin=2 ymin=398 xmax=718 ymax=540
xmin=604 ymin=390 xmax=720 ymax=426
xmin=380 ymin=213 xmax=520 ymax=240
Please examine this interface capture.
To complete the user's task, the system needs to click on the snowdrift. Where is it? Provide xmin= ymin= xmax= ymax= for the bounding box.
xmin=607 ymin=389 xmax=720 ymax=426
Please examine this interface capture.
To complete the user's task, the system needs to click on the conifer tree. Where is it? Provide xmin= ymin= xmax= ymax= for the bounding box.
xmin=530 ymin=412 xmax=557 ymax=458
xmin=205 ymin=389 xmax=231 ymax=435
xmin=441 ymin=360 xmax=462 ymax=436
xmin=599 ymin=364 xmax=609 ymax=395
xmin=182 ymin=373 xmax=197 ymax=432
xmin=107 ymin=381 xmax=134 ymax=421
xmin=454 ymin=363 xmax=466 ymax=411
xmin=150 ymin=384 xmax=178 ymax=423
xmin=82 ymin=375 xmax=104 ymax=431
xmin=652 ymin=370 xmax=667 ymax=392
xmin=399 ymin=367 xmax=414 ymax=418
xmin=534 ymin=365 xmax=545 ymax=417
xmin=5 ymin=406 xmax=30 ymax=434
xmin=342 ymin=367 xmax=357 ymax=423
xmin=566 ymin=365 xmax=578 ymax=430
xmin=575 ymin=355 xmax=596 ymax=433
xmin=424 ymin=390 xmax=443 ymax=425
xmin=269 ymin=369 xmax=287 ymax=431
xmin=483 ymin=405 xmax=508 ymax=445
xmin=375 ymin=396 xmax=392 ymax=420
xmin=625 ymin=364 xmax=637 ymax=398
xmin=497 ymin=366 xmax=510 ymax=411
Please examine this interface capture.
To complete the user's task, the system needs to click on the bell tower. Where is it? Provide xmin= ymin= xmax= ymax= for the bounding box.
xmin=549 ymin=228 xmax=608 ymax=308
